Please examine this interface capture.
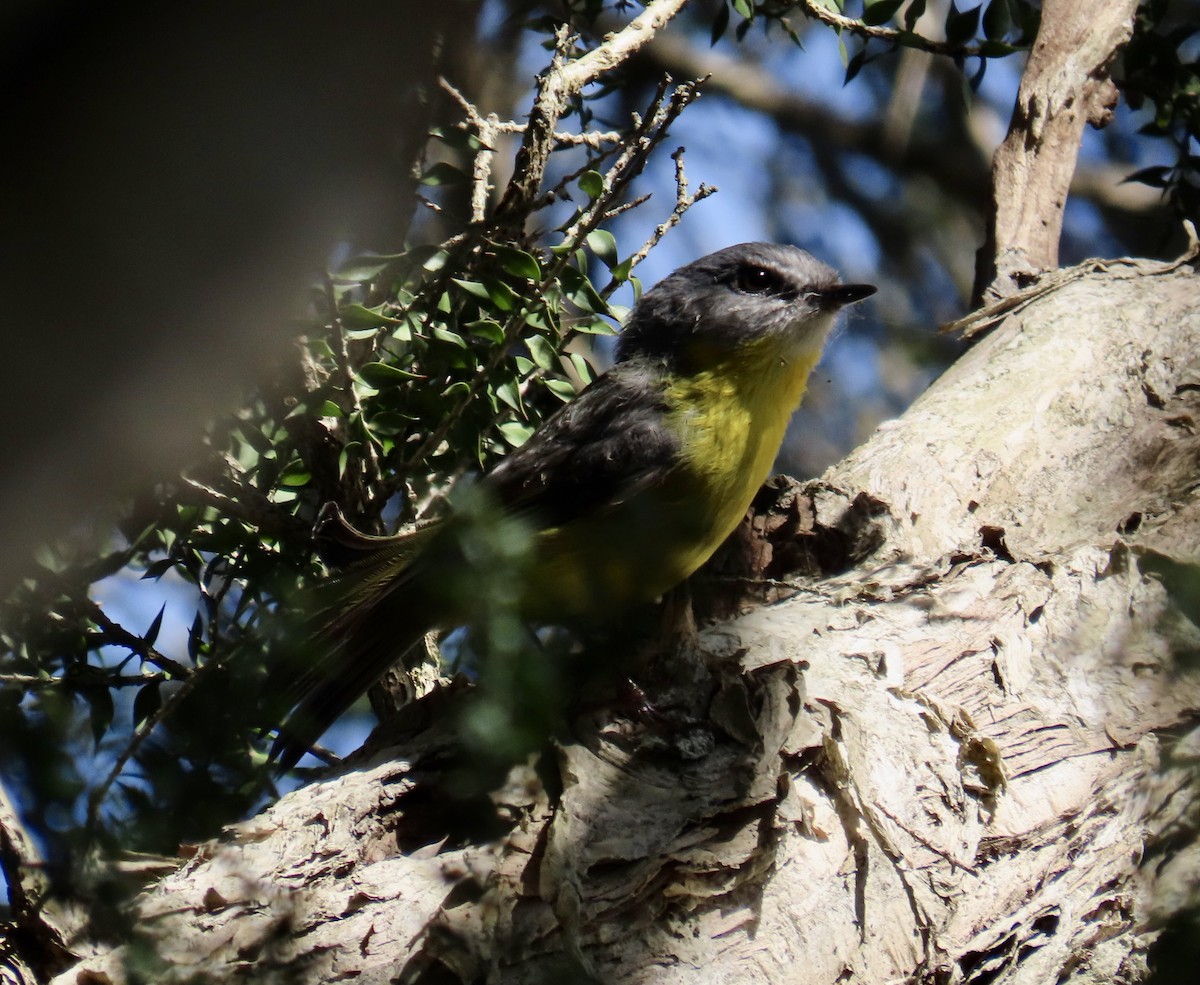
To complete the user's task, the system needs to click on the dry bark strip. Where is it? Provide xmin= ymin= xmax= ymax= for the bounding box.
xmin=51 ymin=262 xmax=1200 ymax=984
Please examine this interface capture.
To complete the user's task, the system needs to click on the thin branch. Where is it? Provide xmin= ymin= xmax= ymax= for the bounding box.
xmin=0 ymin=672 xmax=169 ymax=689
xmin=796 ymin=0 xmax=992 ymax=57
xmin=177 ymin=475 xmax=309 ymax=543
xmin=439 ymin=77 xmax=626 ymax=225
xmin=495 ymin=0 xmax=690 ymax=227
xmin=325 ymin=274 xmax=386 ymax=518
xmin=84 ymin=660 xmax=210 ymax=836
xmin=84 ymin=600 xmax=191 ymax=679
xmin=603 ymin=146 xmax=717 ymax=296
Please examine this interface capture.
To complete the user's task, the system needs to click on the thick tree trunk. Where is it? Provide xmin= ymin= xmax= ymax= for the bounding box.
xmin=53 ymin=257 xmax=1200 ymax=984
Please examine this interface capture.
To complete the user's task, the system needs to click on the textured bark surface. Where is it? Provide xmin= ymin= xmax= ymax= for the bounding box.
xmin=50 ymin=262 xmax=1200 ymax=984
xmin=976 ymin=0 xmax=1139 ymax=301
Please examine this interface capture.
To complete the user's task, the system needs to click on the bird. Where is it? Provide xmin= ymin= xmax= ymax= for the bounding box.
xmin=268 ymin=242 xmax=875 ymax=769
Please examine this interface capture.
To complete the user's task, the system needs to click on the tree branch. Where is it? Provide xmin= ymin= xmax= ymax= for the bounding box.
xmin=493 ymin=0 xmax=690 ymax=229
xmin=975 ymin=0 xmax=1140 ymax=301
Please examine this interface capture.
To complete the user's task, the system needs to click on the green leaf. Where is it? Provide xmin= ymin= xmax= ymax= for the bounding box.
xmin=944 ymin=0 xmax=981 ymax=47
xmin=863 ymin=0 xmax=904 ymax=26
xmin=280 ymin=466 xmax=311 ymax=488
xmin=845 ymin=47 xmax=872 ymax=83
xmin=186 ymin=612 xmax=203 ymax=662
xmin=904 ymin=0 xmax=927 ymax=30
xmin=468 ymin=319 xmax=506 ymax=344
xmin=732 ymin=0 xmax=752 ymax=19
xmin=1125 ymin=165 xmax=1172 ymax=188
xmin=482 ymin=276 xmax=518 ymax=312
xmin=431 ymin=324 xmax=469 ymax=349
xmin=430 ymin=125 xmax=486 ymax=153
xmin=543 ymin=378 xmax=576 ymax=402
xmin=522 ymin=307 xmax=553 ymax=333
xmin=586 ymin=229 xmax=619 ymax=267
xmin=578 ymin=170 xmax=605 ymax=199
xmin=452 ymin=278 xmax=493 ymax=302
xmin=133 ymin=682 xmax=162 ymax=728
xmin=338 ymin=441 xmax=361 ymax=480
xmin=495 ymin=378 xmax=522 ymax=412
xmin=420 ymin=248 xmax=450 ymax=272
xmin=568 ymin=352 xmax=594 ymax=387
xmin=561 ymin=267 xmax=609 ymax=315
xmin=341 ymin=303 xmax=402 ymax=329
xmin=711 ymin=1 xmax=730 ymax=45
xmin=141 ymin=558 xmax=173 ymax=581
xmin=358 ymin=361 xmax=419 ymax=387
xmin=419 ymin=161 xmax=467 ymax=185
xmin=978 ymin=38 xmax=1021 ymax=57
xmin=571 ymin=316 xmax=617 ymax=335
xmin=493 ymin=246 xmax=541 ymax=281
xmin=393 ymin=313 xmax=417 ymax=342
xmin=144 ymin=603 xmax=165 ymax=648
xmin=526 ymin=334 xmax=559 ymax=371
xmin=498 ymin=421 xmax=535 ymax=447
xmin=86 ymin=686 xmax=114 ymax=747
xmin=332 ymin=254 xmax=401 ymax=283
xmin=982 ymin=0 xmax=1011 ymax=39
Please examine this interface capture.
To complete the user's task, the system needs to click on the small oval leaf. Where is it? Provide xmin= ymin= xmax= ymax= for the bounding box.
xmin=357 ymin=362 xmax=420 ymax=388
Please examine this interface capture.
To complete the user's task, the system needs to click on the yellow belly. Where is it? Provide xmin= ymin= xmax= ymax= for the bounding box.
xmin=523 ymin=341 xmax=821 ymax=620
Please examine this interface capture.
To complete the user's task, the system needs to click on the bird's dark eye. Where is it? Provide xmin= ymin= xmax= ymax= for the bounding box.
xmin=733 ymin=264 xmax=785 ymax=296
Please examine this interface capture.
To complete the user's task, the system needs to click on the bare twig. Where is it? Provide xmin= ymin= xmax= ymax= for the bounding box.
xmin=84 ymin=658 xmax=216 ymax=837
xmin=562 ymin=78 xmax=703 ymax=248
xmin=0 ymin=671 xmax=169 ymax=688
xmin=177 ymin=475 xmax=309 ymax=543
xmin=796 ymin=0 xmax=992 ymax=57
xmin=945 ymin=220 xmax=1200 ymax=339
xmin=388 ymin=79 xmax=704 ymax=493
xmin=440 ymin=77 xmax=625 ymax=224
xmin=494 ymin=0 xmax=691 ymax=228
xmin=605 ymin=146 xmax=717 ymax=295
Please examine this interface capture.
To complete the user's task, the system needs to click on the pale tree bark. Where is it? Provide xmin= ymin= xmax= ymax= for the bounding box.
xmin=46 ymin=245 xmax=1200 ymax=985
xmin=976 ymin=0 xmax=1140 ymax=301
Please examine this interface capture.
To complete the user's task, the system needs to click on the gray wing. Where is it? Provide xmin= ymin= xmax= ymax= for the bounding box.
xmin=483 ymin=359 xmax=680 ymax=528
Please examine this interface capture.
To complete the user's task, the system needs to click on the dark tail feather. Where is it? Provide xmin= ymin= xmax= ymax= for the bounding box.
xmin=268 ymin=632 xmax=424 ymax=771
xmin=266 ymin=518 xmax=444 ymax=771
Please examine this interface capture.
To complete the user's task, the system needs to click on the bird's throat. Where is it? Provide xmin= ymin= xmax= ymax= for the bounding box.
xmin=665 ymin=335 xmax=824 ymax=555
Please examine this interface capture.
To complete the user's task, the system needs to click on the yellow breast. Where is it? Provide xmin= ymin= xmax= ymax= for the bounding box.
xmin=521 ymin=336 xmax=824 ymax=621
xmin=663 ymin=336 xmax=821 ymax=544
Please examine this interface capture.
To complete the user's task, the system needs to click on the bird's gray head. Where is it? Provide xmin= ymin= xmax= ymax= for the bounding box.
xmin=615 ymin=242 xmax=875 ymax=369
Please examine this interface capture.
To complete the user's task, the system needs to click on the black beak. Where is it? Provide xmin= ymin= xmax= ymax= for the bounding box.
xmin=816 ymin=283 xmax=876 ymax=309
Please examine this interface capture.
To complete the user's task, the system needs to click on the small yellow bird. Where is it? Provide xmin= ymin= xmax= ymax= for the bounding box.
xmin=270 ymin=242 xmax=874 ymax=768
